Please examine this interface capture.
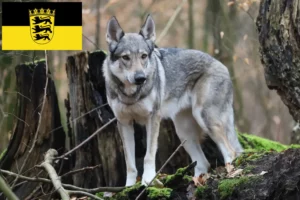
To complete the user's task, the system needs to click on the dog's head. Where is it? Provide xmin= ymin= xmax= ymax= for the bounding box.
xmin=105 ymin=14 xmax=156 ymax=86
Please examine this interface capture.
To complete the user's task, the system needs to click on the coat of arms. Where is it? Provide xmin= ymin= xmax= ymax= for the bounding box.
xmin=29 ymin=8 xmax=55 ymax=44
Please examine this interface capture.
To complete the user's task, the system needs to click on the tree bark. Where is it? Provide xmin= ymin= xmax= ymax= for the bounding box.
xmin=256 ymin=0 xmax=300 ymax=122
xmin=0 ymin=60 xmax=66 ymax=200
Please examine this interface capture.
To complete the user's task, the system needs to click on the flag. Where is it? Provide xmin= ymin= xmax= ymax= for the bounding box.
xmin=2 ymin=2 xmax=82 ymax=50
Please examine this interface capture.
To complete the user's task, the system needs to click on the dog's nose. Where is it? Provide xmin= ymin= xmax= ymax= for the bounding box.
xmin=134 ymin=72 xmax=146 ymax=85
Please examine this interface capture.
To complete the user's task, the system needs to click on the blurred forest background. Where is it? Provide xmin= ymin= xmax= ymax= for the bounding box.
xmin=0 ymin=0 xmax=296 ymax=154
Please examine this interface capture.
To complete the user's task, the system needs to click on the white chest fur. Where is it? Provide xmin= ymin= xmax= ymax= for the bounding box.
xmin=108 ymin=88 xmax=158 ymax=125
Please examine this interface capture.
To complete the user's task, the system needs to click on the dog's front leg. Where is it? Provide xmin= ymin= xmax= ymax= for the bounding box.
xmin=142 ymin=113 xmax=161 ymax=186
xmin=117 ymin=121 xmax=137 ymax=186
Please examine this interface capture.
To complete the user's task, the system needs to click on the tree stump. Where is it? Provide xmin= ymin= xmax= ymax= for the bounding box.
xmin=0 ymin=60 xmax=66 ymax=200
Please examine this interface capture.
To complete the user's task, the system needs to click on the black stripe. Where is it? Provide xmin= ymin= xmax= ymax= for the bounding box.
xmin=2 ymin=2 xmax=82 ymax=26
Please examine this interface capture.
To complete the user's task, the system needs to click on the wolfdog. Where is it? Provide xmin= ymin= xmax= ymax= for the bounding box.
xmin=102 ymin=14 xmax=244 ymax=186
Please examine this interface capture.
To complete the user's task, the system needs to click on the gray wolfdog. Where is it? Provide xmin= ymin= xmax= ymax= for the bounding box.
xmin=102 ymin=14 xmax=244 ymax=186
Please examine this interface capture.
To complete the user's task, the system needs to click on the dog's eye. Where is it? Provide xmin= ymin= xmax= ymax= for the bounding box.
xmin=141 ymin=54 xmax=148 ymax=59
xmin=122 ymin=55 xmax=130 ymax=61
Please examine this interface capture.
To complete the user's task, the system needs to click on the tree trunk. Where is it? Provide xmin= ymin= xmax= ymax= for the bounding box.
xmin=256 ymin=0 xmax=300 ymax=123
xmin=0 ymin=60 xmax=66 ymax=200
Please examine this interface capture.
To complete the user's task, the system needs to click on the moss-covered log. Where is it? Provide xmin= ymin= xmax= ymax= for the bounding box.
xmin=256 ymin=0 xmax=300 ymax=122
xmin=105 ymin=134 xmax=300 ymax=200
xmin=0 ymin=60 xmax=66 ymax=200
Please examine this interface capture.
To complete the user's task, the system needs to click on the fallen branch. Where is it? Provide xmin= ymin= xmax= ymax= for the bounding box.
xmin=135 ymin=139 xmax=187 ymax=200
xmin=68 ymin=190 xmax=103 ymax=200
xmin=0 ymin=176 xmax=19 ymax=200
xmin=0 ymin=169 xmax=126 ymax=193
xmin=61 ymin=164 xmax=101 ymax=178
xmin=40 ymin=149 xmax=69 ymax=200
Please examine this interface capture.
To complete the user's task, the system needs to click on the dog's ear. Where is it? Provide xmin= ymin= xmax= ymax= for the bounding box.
xmin=139 ymin=14 xmax=156 ymax=42
xmin=106 ymin=16 xmax=124 ymax=44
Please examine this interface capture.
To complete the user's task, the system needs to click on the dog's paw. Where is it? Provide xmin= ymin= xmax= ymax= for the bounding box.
xmin=141 ymin=170 xmax=156 ymax=186
xmin=125 ymin=177 xmax=138 ymax=187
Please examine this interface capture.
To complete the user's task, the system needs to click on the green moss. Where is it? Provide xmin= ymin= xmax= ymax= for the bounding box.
xmin=112 ymin=183 xmax=143 ymax=200
xmin=238 ymin=133 xmax=287 ymax=152
xmin=289 ymin=144 xmax=300 ymax=149
xmin=234 ymin=151 xmax=268 ymax=167
xmin=0 ymin=149 xmax=7 ymax=160
xmin=243 ymin=165 xmax=254 ymax=174
xmin=218 ymin=177 xmax=254 ymax=199
xmin=196 ymin=185 xmax=208 ymax=198
xmin=95 ymin=192 xmax=104 ymax=198
xmin=24 ymin=58 xmax=46 ymax=66
xmin=146 ymin=187 xmax=172 ymax=200
xmin=164 ymin=167 xmax=187 ymax=185
xmin=183 ymin=175 xmax=192 ymax=182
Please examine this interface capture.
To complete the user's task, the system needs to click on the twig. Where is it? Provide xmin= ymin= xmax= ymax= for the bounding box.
xmin=0 ymin=169 xmax=127 ymax=193
xmin=156 ymin=0 xmax=187 ymax=44
xmin=135 ymin=139 xmax=187 ymax=200
xmin=61 ymin=164 xmax=101 ymax=178
xmin=11 ymin=50 xmax=49 ymax=187
xmin=4 ymin=91 xmax=31 ymax=102
xmin=40 ymin=149 xmax=69 ymax=200
xmin=82 ymin=34 xmax=99 ymax=49
xmin=0 ymin=176 xmax=19 ymax=200
xmin=2 ymin=112 xmax=30 ymax=127
xmin=56 ymin=117 xmax=117 ymax=160
xmin=67 ymin=190 xmax=103 ymax=200
xmin=47 ymin=103 xmax=108 ymax=134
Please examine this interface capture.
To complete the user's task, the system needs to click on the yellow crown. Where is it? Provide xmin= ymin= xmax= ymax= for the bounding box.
xmin=29 ymin=8 xmax=55 ymax=16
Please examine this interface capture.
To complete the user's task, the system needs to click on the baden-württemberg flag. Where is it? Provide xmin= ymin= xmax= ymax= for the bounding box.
xmin=2 ymin=2 xmax=82 ymax=50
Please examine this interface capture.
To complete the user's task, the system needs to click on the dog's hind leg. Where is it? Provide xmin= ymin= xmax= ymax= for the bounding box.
xmin=173 ymin=108 xmax=210 ymax=177
xmin=117 ymin=121 xmax=137 ymax=186
xmin=191 ymin=74 xmax=243 ymax=164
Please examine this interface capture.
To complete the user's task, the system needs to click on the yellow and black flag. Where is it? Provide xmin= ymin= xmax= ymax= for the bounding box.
xmin=2 ymin=2 xmax=82 ymax=50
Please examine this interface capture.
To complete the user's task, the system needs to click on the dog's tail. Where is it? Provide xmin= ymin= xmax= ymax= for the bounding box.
xmin=225 ymin=107 xmax=244 ymax=157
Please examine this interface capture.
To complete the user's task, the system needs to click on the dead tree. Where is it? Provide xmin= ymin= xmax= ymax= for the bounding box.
xmin=0 ymin=60 xmax=66 ymax=199
xmin=256 ymin=0 xmax=300 ymax=122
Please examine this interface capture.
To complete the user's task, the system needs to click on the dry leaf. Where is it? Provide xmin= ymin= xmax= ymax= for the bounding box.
xmin=244 ymin=58 xmax=250 ymax=65
xmin=152 ymin=178 xmax=164 ymax=188
xmin=260 ymin=171 xmax=268 ymax=175
xmin=243 ymin=34 xmax=248 ymax=41
xmin=199 ymin=173 xmax=210 ymax=185
xmin=225 ymin=163 xmax=234 ymax=173
xmin=228 ymin=169 xmax=243 ymax=178
xmin=104 ymin=192 xmax=114 ymax=198
xmin=192 ymin=176 xmax=201 ymax=186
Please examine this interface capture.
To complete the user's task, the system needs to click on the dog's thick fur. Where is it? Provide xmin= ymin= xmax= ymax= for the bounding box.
xmin=103 ymin=15 xmax=244 ymax=186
